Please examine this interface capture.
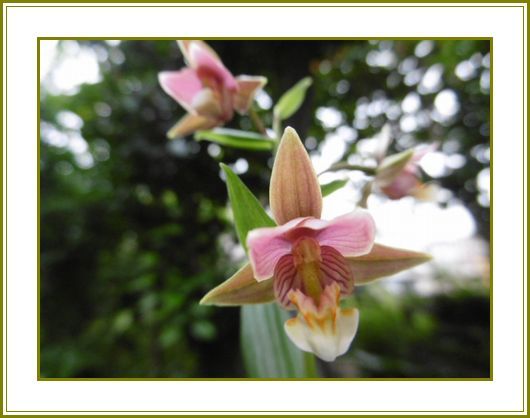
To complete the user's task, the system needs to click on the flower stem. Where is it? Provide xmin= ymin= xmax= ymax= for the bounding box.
xmin=272 ymin=113 xmax=282 ymax=141
xmin=248 ymin=106 xmax=268 ymax=137
xmin=319 ymin=162 xmax=377 ymax=176
xmin=359 ymin=181 xmax=373 ymax=208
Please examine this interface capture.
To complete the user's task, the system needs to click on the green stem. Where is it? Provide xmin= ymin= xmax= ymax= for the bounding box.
xmin=359 ymin=181 xmax=373 ymax=209
xmin=272 ymin=112 xmax=282 ymax=141
xmin=248 ymin=106 xmax=268 ymax=137
xmin=319 ymin=162 xmax=377 ymax=176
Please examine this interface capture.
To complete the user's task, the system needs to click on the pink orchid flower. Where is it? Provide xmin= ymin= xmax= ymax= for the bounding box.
xmin=201 ymin=127 xmax=432 ymax=362
xmin=159 ymin=40 xmax=267 ymax=138
xmin=376 ymin=144 xmax=438 ymax=200
xmin=244 ymin=128 xmax=374 ymax=361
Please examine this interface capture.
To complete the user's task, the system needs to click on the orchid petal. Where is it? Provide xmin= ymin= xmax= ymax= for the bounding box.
xmin=191 ymin=88 xmax=223 ymax=119
xmin=273 ymin=254 xmax=299 ymax=308
xmin=218 ymin=87 xmax=235 ymax=121
xmin=376 ymin=148 xmax=415 ymax=187
xmin=177 ymin=40 xmax=221 ymax=66
xmin=284 ymin=285 xmax=359 ymax=362
xmin=270 ymin=127 xmax=322 ymax=224
xmin=410 ymin=142 xmax=439 ymax=164
xmin=285 ymin=308 xmax=359 ymax=362
xmin=374 ymin=124 xmax=393 ymax=162
xmin=380 ymin=171 xmax=420 ymax=200
xmin=273 ymin=243 xmax=353 ymax=309
xmin=158 ymin=69 xmax=203 ymax=114
xmin=247 ymin=217 xmax=306 ymax=281
xmin=233 ymin=75 xmax=268 ymax=114
xmin=188 ymin=41 xmax=237 ymax=90
xmin=320 ymin=245 xmax=354 ymax=295
xmin=166 ymin=113 xmax=217 ymax=139
xmin=200 ymin=263 xmax=275 ymax=306
xmin=411 ymin=182 xmax=439 ymax=201
xmin=312 ymin=211 xmax=375 ymax=258
xmin=347 ymin=243 xmax=432 ymax=285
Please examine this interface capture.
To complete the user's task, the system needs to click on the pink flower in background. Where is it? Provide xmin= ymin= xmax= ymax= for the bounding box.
xmin=377 ymin=144 xmax=438 ymax=200
xmin=159 ymin=40 xmax=267 ymax=138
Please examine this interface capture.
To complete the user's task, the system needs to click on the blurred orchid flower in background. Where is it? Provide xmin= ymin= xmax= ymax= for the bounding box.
xmin=375 ymin=134 xmax=439 ymax=200
xmin=159 ymin=40 xmax=267 ymax=138
xmin=201 ymin=127 xmax=432 ymax=362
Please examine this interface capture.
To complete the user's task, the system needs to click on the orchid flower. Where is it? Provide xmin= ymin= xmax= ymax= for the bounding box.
xmin=376 ymin=143 xmax=438 ymax=201
xmin=159 ymin=40 xmax=267 ymax=138
xmin=201 ymin=127 xmax=432 ymax=362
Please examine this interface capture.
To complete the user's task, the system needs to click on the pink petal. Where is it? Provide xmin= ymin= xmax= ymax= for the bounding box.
xmin=188 ymin=41 xmax=238 ymax=90
xmin=312 ymin=212 xmax=375 ymax=257
xmin=247 ymin=217 xmax=307 ymax=281
xmin=158 ymin=69 xmax=203 ymax=113
xmin=411 ymin=143 xmax=438 ymax=164
xmin=402 ymin=144 xmax=438 ymax=176
xmin=273 ymin=254 xmax=300 ymax=308
xmin=273 ymin=245 xmax=353 ymax=309
xmin=381 ymin=171 xmax=420 ymax=200
xmin=218 ymin=86 xmax=235 ymax=122
xmin=319 ymin=245 xmax=354 ymax=296
xmin=178 ymin=40 xmax=221 ymax=65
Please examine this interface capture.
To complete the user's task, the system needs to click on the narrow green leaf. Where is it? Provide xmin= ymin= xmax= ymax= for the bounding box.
xmin=273 ymin=77 xmax=313 ymax=121
xmin=320 ymin=179 xmax=348 ymax=197
xmin=320 ymin=162 xmax=377 ymax=176
xmin=220 ymin=163 xmax=275 ymax=251
xmin=220 ymin=164 xmax=317 ymax=377
xmin=195 ymin=128 xmax=276 ymax=151
xmin=241 ymin=303 xmax=317 ymax=378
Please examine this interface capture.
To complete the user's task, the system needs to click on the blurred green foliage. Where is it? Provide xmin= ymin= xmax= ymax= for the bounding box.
xmin=40 ymin=40 xmax=490 ymax=378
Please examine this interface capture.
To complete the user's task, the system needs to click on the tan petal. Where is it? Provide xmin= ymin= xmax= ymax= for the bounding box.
xmin=200 ymin=263 xmax=275 ymax=306
xmin=348 ymin=243 xmax=432 ymax=285
xmin=411 ymin=182 xmax=439 ymax=201
xmin=270 ymin=127 xmax=322 ymax=224
xmin=166 ymin=113 xmax=217 ymax=139
xmin=233 ymin=75 xmax=268 ymax=114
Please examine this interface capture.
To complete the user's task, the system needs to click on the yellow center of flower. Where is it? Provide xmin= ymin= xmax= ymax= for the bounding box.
xmin=292 ymin=237 xmax=323 ymax=303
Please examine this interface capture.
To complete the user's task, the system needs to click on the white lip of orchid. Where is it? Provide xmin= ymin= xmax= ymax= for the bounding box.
xmin=284 ymin=283 xmax=360 ymax=362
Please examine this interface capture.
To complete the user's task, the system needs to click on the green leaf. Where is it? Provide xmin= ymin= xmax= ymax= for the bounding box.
xmin=320 ymin=179 xmax=348 ymax=197
xmin=220 ymin=163 xmax=275 ymax=251
xmin=195 ymin=128 xmax=276 ymax=151
xmin=241 ymin=303 xmax=317 ymax=378
xmin=200 ymin=263 xmax=275 ymax=306
xmin=273 ymin=77 xmax=313 ymax=121
xmin=220 ymin=164 xmax=317 ymax=377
